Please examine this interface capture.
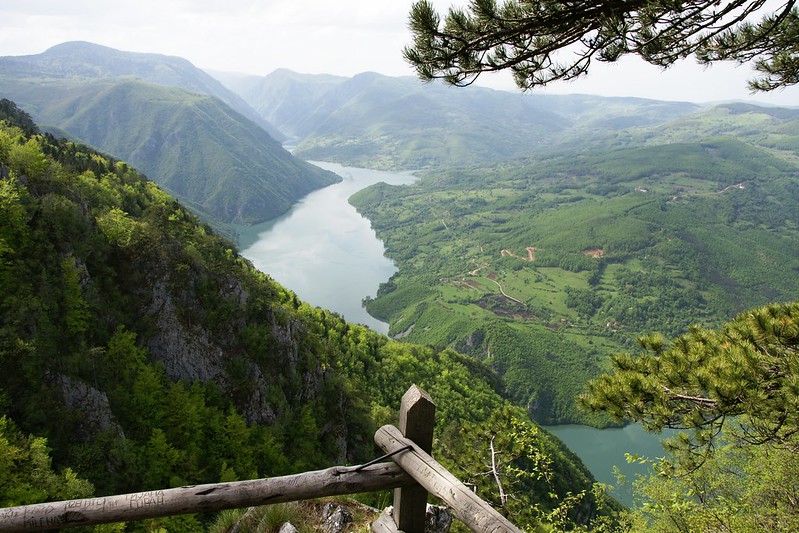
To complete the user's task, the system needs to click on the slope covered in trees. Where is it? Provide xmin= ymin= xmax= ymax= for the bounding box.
xmin=0 ymin=102 xmax=612 ymax=530
xmin=0 ymin=43 xmax=337 ymax=231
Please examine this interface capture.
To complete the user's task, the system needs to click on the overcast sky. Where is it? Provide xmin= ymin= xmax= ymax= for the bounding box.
xmin=2 ymin=0 xmax=798 ymax=105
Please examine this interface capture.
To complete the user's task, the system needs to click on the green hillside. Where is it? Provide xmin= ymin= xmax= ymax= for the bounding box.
xmin=228 ymin=70 xmax=699 ymax=170
xmin=0 ymin=102 xmax=614 ymax=530
xmin=351 ymin=134 xmax=799 ymax=426
xmin=533 ymin=101 xmax=799 ymax=165
xmin=0 ymin=41 xmax=282 ymax=139
xmin=634 ymin=103 xmax=799 ymax=163
xmin=0 ymin=43 xmax=340 ymax=232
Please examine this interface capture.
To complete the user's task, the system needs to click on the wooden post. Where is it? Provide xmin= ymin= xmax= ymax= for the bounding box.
xmin=0 ymin=462 xmax=414 ymax=532
xmin=375 ymin=424 xmax=522 ymax=533
xmin=392 ymin=384 xmax=435 ymax=533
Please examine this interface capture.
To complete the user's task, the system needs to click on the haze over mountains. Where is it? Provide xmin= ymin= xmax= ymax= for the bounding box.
xmin=0 ymin=40 xmax=706 ymax=238
xmin=0 ymin=41 xmax=282 ymax=138
xmin=2 ymin=40 xmax=797 ymax=239
xmin=0 ymin=42 xmax=339 ymax=231
xmin=223 ymin=68 xmax=701 ymax=169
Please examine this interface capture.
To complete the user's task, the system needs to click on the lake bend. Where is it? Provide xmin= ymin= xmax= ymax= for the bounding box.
xmin=239 ymin=161 xmax=418 ymax=333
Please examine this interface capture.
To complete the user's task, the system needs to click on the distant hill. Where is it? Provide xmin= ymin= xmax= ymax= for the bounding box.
xmin=220 ymin=69 xmax=700 ymax=169
xmin=233 ymin=69 xmax=350 ymax=143
xmin=0 ymin=43 xmax=339 ymax=229
xmin=634 ymin=102 xmax=799 ymax=159
xmin=0 ymin=41 xmax=284 ymax=140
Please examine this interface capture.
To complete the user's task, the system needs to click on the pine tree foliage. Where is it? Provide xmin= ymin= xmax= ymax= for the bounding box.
xmin=577 ymin=303 xmax=799 ymax=531
xmin=628 ymin=443 xmax=799 ymax=532
xmin=581 ymin=302 xmax=799 ymax=460
xmin=404 ymin=0 xmax=799 ymax=91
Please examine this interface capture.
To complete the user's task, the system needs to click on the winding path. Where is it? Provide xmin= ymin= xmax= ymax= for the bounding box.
xmin=486 ymin=278 xmax=524 ymax=305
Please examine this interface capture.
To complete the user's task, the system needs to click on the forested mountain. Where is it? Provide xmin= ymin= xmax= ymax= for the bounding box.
xmin=0 ymin=41 xmax=282 ymax=139
xmin=220 ymin=69 xmax=699 ymax=169
xmin=0 ymin=102 xmax=615 ymax=530
xmin=0 ymin=43 xmax=338 ymax=231
xmin=350 ymin=112 xmax=799 ymax=426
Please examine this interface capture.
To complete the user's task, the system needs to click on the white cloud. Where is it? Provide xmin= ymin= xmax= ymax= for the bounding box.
xmin=0 ymin=0 xmax=797 ymax=104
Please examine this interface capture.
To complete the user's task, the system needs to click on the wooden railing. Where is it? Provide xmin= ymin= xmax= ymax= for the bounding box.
xmin=0 ymin=385 xmax=521 ymax=533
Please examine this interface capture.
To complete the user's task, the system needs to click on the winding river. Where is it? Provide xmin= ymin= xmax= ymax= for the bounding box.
xmin=238 ymin=162 xmax=417 ymax=333
xmin=239 ymin=162 xmax=665 ymax=507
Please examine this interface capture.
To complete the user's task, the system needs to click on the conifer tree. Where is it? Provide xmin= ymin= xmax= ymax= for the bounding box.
xmin=581 ymin=302 xmax=799 ymax=463
xmin=575 ymin=303 xmax=799 ymax=530
xmin=405 ymin=0 xmax=799 ymax=91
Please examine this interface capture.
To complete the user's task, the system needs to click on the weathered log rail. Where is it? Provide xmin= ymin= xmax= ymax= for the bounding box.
xmin=0 ymin=462 xmax=413 ymax=532
xmin=0 ymin=385 xmax=521 ymax=533
xmin=375 ymin=425 xmax=520 ymax=533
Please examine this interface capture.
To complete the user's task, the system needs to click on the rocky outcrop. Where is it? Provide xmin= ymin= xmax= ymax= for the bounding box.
xmin=144 ymin=278 xmax=282 ymax=424
xmin=277 ymin=523 xmax=298 ymax=533
xmin=146 ymin=280 xmax=227 ymax=383
xmin=378 ymin=504 xmax=453 ymax=533
xmin=425 ymin=504 xmax=453 ymax=533
xmin=53 ymin=374 xmax=124 ymax=440
xmin=141 ymin=274 xmax=329 ymax=427
xmin=321 ymin=503 xmax=353 ymax=533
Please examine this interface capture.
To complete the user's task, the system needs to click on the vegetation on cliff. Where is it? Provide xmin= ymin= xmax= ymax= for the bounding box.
xmin=0 ymin=101 xmax=611 ymax=530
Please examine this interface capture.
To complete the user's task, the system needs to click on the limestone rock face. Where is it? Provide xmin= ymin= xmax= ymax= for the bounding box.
xmin=321 ymin=502 xmax=353 ymax=533
xmin=54 ymin=374 xmax=124 ymax=440
xmin=146 ymin=280 xmax=226 ymax=384
xmin=277 ymin=523 xmax=298 ymax=533
xmin=142 ymin=275 xmax=331 ymax=427
xmin=378 ymin=504 xmax=452 ymax=533
xmin=425 ymin=504 xmax=453 ymax=533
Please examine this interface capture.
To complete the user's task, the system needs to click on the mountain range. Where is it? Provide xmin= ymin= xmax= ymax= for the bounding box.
xmin=0 ymin=102 xmax=608 ymax=529
xmin=0 ymin=42 xmax=339 ymax=231
xmin=221 ymin=68 xmax=702 ymax=169
xmin=0 ymin=41 xmax=282 ymax=139
xmin=6 ymin=41 xmax=799 ymax=426
xmin=0 ymin=42 xmax=719 ymax=232
xmin=4 ymin=37 xmax=799 ymax=529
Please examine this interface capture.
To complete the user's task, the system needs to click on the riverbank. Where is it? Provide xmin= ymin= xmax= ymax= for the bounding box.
xmin=546 ymin=423 xmax=671 ymax=507
xmin=238 ymin=162 xmax=417 ymax=333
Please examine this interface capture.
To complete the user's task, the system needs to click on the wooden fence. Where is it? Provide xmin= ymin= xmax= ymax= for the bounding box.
xmin=0 ymin=385 xmax=521 ymax=533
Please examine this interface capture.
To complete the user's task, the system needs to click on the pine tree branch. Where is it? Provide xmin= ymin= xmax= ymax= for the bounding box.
xmin=662 ymin=386 xmax=718 ymax=409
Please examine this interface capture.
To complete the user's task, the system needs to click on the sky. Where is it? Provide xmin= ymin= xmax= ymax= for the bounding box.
xmin=2 ymin=0 xmax=798 ymax=106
